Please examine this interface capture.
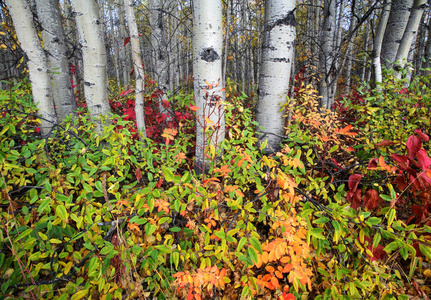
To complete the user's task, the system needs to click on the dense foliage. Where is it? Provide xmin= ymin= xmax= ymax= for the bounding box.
xmin=1 ymin=72 xmax=431 ymax=300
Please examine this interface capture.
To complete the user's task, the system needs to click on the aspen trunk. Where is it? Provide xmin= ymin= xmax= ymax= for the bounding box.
xmin=124 ymin=0 xmax=147 ymax=138
xmin=71 ymin=0 xmax=111 ymax=132
xmin=7 ymin=0 xmax=57 ymax=135
xmin=35 ymin=0 xmax=76 ymax=122
xmin=192 ymin=0 xmax=225 ymax=174
xmin=256 ymin=0 xmax=296 ymax=152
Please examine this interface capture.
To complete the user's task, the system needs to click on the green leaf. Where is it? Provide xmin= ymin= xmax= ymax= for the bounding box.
xmin=366 ymin=217 xmax=381 ymax=226
xmin=162 ymin=166 xmax=174 ymax=182
xmin=169 ymin=227 xmax=182 ymax=232
xmin=310 ymin=228 xmax=325 ymax=239
xmin=384 ymin=241 xmax=399 ymax=253
xmin=95 ymin=181 xmax=103 ymax=193
xmin=237 ymin=237 xmax=247 ymax=252
xmin=215 ymin=230 xmax=225 ymax=239
xmin=247 ymin=247 xmax=258 ymax=264
xmin=56 ymin=205 xmax=68 ymax=221
xmin=387 ymin=209 xmax=396 ymax=226
xmin=250 ymin=236 xmax=263 ymax=254
xmin=419 ymin=244 xmax=431 ymax=260
xmin=172 ymin=251 xmax=179 ymax=269
xmin=373 ymin=233 xmax=381 ymax=248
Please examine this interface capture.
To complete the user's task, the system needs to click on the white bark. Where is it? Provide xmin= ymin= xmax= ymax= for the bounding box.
xmin=149 ymin=0 xmax=171 ymax=121
xmin=256 ymin=0 xmax=296 ymax=152
xmin=381 ymin=0 xmax=413 ymax=68
xmin=192 ymin=0 xmax=225 ymax=173
xmin=35 ymin=0 xmax=76 ymax=122
xmin=124 ymin=0 xmax=146 ymax=138
xmin=119 ymin=0 xmax=131 ymax=87
xmin=394 ymin=0 xmax=427 ymax=77
xmin=6 ymin=0 xmax=57 ymax=135
xmin=71 ymin=0 xmax=111 ymax=132
xmin=319 ymin=0 xmax=336 ymax=109
xmin=373 ymin=0 xmax=392 ymax=84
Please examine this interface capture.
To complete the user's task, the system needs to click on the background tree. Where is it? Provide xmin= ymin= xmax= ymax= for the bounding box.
xmin=35 ymin=0 xmax=76 ymax=122
xmin=256 ymin=0 xmax=296 ymax=152
xmin=192 ymin=0 xmax=225 ymax=173
xmin=71 ymin=0 xmax=111 ymax=131
xmin=124 ymin=0 xmax=147 ymax=138
xmin=6 ymin=0 xmax=57 ymax=135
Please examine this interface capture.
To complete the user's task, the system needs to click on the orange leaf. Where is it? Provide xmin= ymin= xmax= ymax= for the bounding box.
xmin=265 ymin=265 xmax=275 ymax=273
xmin=339 ymin=124 xmax=352 ymax=133
xmin=189 ymin=105 xmax=199 ymax=111
xmin=275 ymin=270 xmax=283 ymax=279
xmin=270 ymin=276 xmax=279 ymax=289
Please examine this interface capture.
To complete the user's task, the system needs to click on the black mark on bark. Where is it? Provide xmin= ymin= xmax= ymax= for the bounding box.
xmin=200 ymin=47 xmax=220 ymax=62
xmin=265 ymin=11 xmax=296 ymax=32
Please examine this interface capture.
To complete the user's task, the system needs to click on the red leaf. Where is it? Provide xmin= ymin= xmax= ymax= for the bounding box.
xmin=363 ymin=189 xmax=381 ymax=210
xmin=156 ymin=177 xmax=163 ymax=188
xmin=124 ymin=37 xmax=130 ymax=46
xmin=411 ymin=204 xmax=428 ymax=224
xmin=406 ymin=135 xmax=422 ymax=160
xmin=417 ymin=149 xmax=431 ymax=170
xmin=394 ymin=174 xmax=408 ymax=192
xmin=391 ymin=154 xmax=410 ymax=171
xmin=130 ymin=67 xmax=134 ymax=76
xmin=415 ymin=129 xmax=429 ymax=142
xmin=376 ymin=140 xmax=396 ymax=147
xmin=347 ymin=190 xmax=362 ymax=209
xmin=368 ymin=158 xmax=378 ymax=170
xmin=135 ymin=168 xmax=142 ymax=181
xmin=367 ymin=244 xmax=386 ymax=262
xmin=348 ymin=174 xmax=362 ymax=192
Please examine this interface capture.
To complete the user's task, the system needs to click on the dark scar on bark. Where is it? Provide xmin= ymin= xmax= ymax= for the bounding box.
xmin=200 ymin=47 xmax=220 ymax=62
xmin=264 ymin=11 xmax=296 ymax=32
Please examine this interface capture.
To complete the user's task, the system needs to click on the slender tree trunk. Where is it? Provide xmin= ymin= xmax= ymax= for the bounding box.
xmin=256 ymin=0 xmax=296 ymax=152
xmin=109 ymin=2 xmax=121 ymax=87
xmin=124 ymin=0 xmax=147 ymax=138
xmin=7 ymin=0 xmax=57 ymax=135
xmin=381 ymin=0 xmax=413 ymax=68
xmin=394 ymin=0 xmax=427 ymax=77
xmin=192 ymin=0 xmax=225 ymax=174
xmin=71 ymin=0 xmax=111 ymax=132
xmin=35 ymin=0 xmax=76 ymax=122
xmin=119 ymin=0 xmax=131 ymax=87
xmin=319 ymin=0 xmax=336 ymax=109
xmin=373 ymin=0 xmax=392 ymax=84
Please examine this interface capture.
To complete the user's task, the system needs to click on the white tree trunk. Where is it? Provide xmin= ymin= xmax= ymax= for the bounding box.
xmin=192 ymin=0 xmax=225 ymax=174
xmin=119 ymin=0 xmax=131 ymax=87
xmin=381 ymin=0 xmax=413 ymax=68
xmin=256 ymin=0 xmax=296 ymax=152
xmin=318 ymin=0 xmax=336 ymax=109
xmin=394 ymin=0 xmax=427 ymax=77
xmin=373 ymin=0 xmax=392 ymax=84
xmin=7 ymin=0 xmax=57 ymax=135
xmin=124 ymin=0 xmax=147 ymax=138
xmin=149 ymin=0 xmax=171 ymax=121
xmin=35 ymin=0 xmax=76 ymax=122
xmin=71 ymin=0 xmax=111 ymax=132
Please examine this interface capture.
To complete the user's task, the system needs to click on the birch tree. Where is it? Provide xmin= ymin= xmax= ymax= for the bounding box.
xmin=35 ymin=0 xmax=76 ymax=122
xmin=71 ymin=0 xmax=111 ymax=131
xmin=149 ymin=0 xmax=171 ymax=120
xmin=318 ymin=0 xmax=336 ymax=109
xmin=124 ymin=0 xmax=146 ymax=138
xmin=256 ymin=0 xmax=296 ymax=152
xmin=192 ymin=0 xmax=225 ymax=174
xmin=381 ymin=0 xmax=413 ymax=68
xmin=6 ymin=0 xmax=57 ymax=135
xmin=394 ymin=0 xmax=427 ymax=77
xmin=372 ymin=0 xmax=391 ymax=84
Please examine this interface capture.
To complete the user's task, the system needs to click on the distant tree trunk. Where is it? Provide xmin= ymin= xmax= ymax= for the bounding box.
xmin=373 ymin=0 xmax=392 ymax=84
xmin=35 ymin=0 xmax=76 ymax=122
xmin=119 ymin=0 xmax=131 ymax=87
xmin=319 ymin=0 xmax=336 ymax=109
xmin=109 ymin=2 xmax=121 ymax=87
xmin=394 ymin=0 xmax=427 ymax=77
xmin=256 ymin=0 xmax=296 ymax=153
xmin=71 ymin=0 xmax=111 ymax=132
xmin=381 ymin=0 xmax=413 ymax=68
xmin=192 ymin=0 xmax=225 ymax=174
xmin=124 ymin=0 xmax=146 ymax=138
xmin=7 ymin=0 xmax=57 ymax=135
xmin=425 ymin=14 xmax=431 ymax=69
xmin=149 ymin=0 xmax=171 ymax=121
